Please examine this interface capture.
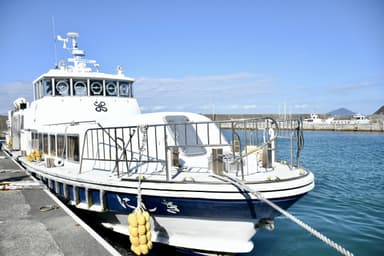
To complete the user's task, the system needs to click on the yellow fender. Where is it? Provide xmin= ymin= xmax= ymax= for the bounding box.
xmin=128 ymin=209 xmax=152 ymax=255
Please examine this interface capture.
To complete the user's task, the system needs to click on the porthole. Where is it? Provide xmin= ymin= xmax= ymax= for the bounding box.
xmin=74 ymin=81 xmax=87 ymax=96
xmin=106 ymin=81 xmax=117 ymax=96
xmin=56 ymin=80 xmax=69 ymax=96
xmin=90 ymin=81 xmax=103 ymax=95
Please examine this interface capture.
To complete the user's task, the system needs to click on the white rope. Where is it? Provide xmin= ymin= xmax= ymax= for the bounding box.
xmin=136 ymin=125 xmax=148 ymax=209
xmin=211 ymin=174 xmax=354 ymax=256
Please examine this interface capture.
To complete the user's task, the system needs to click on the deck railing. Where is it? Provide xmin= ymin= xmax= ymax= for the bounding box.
xmin=79 ymin=117 xmax=303 ymax=180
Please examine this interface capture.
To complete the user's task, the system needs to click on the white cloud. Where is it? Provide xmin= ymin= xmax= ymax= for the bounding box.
xmin=135 ymin=72 xmax=278 ymax=113
xmin=243 ymin=104 xmax=258 ymax=110
xmin=332 ymin=81 xmax=383 ymax=92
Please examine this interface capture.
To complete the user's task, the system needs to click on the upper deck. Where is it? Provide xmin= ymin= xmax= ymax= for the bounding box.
xmin=18 ymin=32 xmax=141 ymax=128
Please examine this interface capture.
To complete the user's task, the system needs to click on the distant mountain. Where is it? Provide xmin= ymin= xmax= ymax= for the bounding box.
xmin=327 ymin=108 xmax=355 ymax=116
xmin=373 ymin=105 xmax=384 ymax=115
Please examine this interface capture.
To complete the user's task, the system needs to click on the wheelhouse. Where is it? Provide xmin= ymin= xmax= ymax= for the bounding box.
xmin=33 ymin=77 xmax=134 ymax=100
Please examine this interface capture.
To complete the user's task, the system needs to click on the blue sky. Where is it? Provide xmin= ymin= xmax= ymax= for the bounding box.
xmin=0 ymin=0 xmax=383 ymax=115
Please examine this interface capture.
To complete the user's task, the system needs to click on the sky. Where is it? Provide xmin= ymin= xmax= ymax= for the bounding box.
xmin=0 ymin=0 xmax=383 ymax=115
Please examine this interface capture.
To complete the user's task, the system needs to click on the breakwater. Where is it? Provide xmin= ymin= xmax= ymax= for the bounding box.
xmin=303 ymin=122 xmax=384 ymax=132
xmin=204 ymin=114 xmax=384 ymax=132
xmin=302 ymin=122 xmax=384 ymax=132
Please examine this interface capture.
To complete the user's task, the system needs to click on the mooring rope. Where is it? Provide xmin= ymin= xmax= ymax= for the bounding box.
xmin=211 ymin=174 xmax=354 ymax=256
xmin=136 ymin=125 xmax=148 ymax=208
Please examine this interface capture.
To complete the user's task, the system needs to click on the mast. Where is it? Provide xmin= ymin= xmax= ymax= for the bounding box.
xmin=56 ymin=32 xmax=99 ymax=72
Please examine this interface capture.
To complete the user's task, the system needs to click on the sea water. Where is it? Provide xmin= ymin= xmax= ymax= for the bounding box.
xmin=243 ymin=131 xmax=384 ymax=256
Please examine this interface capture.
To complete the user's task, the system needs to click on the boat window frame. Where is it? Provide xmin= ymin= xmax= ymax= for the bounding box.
xmin=35 ymin=77 xmax=134 ymax=98
xmin=43 ymin=133 xmax=49 ymax=155
xmin=34 ymin=82 xmax=40 ymax=100
xmin=67 ymin=134 xmax=80 ymax=162
xmin=57 ymin=134 xmax=66 ymax=159
xmin=49 ymin=134 xmax=56 ymax=156
xmin=55 ymin=78 xmax=70 ymax=96
xmin=31 ymin=131 xmax=39 ymax=149
xmin=105 ymin=80 xmax=118 ymax=96
xmin=119 ymin=81 xmax=133 ymax=97
xmin=42 ymin=78 xmax=53 ymax=97
xmin=38 ymin=133 xmax=43 ymax=152
xmin=73 ymin=79 xmax=88 ymax=96
xmin=90 ymin=80 xmax=104 ymax=96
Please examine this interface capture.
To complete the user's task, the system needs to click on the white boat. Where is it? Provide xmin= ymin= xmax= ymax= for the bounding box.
xmin=304 ymin=113 xmax=323 ymax=123
xmin=351 ymin=113 xmax=369 ymax=124
xmin=5 ymin=32 xmax=314 ymax=254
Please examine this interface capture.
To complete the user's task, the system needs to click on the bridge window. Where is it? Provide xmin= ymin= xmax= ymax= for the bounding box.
xmin=90 ymin=80 xmax=103 ymax=96
xmin=73 ymin=80 xmax=88 ymax=96
xmin=35 ymin=80 xmax=44 ymax=99
xmin=55 ymin=79 xmax=70 ymax=96
xmin=119 ymin=82 xmax=132 ymax=97
xmin=106 ymin=81 xmax=117 ymax=96
xmin=43 ymin=78 xmax=53 ymax=96
xmin=34 ymin=82 xmax=39 ymax=100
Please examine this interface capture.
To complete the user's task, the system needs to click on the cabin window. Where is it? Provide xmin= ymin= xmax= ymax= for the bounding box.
xmin=42 ymin=78 xmax=53 ymax=96
xmin=31 ymin=132 xmax=39 ymax=149
xmin=105 ymin=81 xmax=117 ymax=96
xmin=55 ymin=79 xmax=70 ymax=96
xmin=73 ymin=80 xmax=88 ymax=96
xmin=34 ymin=83 xmax=40 ymax=100
xmin=165 ymin=116 xmax=206 ymax=156
xmin=50 ymin=135 xmax=56 ymax=156
xmin=119 ymin=82 xmax=132 ymax=97
xmin=42 ymin=134 xmax=48 ymax=154
xmin=57 ymin=135 xmax=66 ymax=159
xmin=37 ymin=81 xmax=44 ymax=99
xmin=38 ymin=133 xmax=43 ymax=152
xmin=67 ymin=135 xmax=79 ymax=162
xmin=90 ymin=80 xmax=103 ymax=96
xmin=20 ymin=116 xmax=24 ymax=129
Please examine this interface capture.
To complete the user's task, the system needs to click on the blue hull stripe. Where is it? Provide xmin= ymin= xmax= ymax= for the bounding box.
xmin=106 ymin=192 xmax=305 ymax=219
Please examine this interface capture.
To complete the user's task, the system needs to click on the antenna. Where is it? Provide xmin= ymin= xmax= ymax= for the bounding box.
xmin=51 ymin=16 xmax=58 ymax=68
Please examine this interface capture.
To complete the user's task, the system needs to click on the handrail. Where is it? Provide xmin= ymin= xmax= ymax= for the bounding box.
xmin=78 ymin=117 xmax=303 ymax=178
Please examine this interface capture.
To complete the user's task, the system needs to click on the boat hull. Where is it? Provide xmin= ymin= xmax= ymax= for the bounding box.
xmin=16 ymin=156 xmax=312 ymax=253
xmin=86 ymin=195 xmax=304 ymax=253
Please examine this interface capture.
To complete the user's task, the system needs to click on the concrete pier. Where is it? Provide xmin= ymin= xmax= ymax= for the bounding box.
xmin=0 ymin=147 xmax=120 ymax=256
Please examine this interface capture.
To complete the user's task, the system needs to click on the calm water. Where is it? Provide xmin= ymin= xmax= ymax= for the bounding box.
xmin=243 ymin=131 xmax=384 ymax=256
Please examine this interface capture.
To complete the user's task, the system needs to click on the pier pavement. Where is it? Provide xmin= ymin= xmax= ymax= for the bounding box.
xmin=0 ymin=146 xmax=120 ymax=256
